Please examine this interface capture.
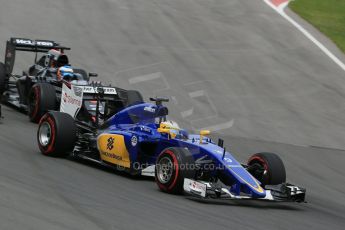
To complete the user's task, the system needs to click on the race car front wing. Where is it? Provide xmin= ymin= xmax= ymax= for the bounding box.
xmin=183 ymin=178 xmax=306 ymax=203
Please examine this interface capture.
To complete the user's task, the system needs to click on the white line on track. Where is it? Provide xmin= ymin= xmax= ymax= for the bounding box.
xmin=200 ymin=119 xmax=234 ymax=132
xmin=263 ymin=0 xmax=345 ymax=72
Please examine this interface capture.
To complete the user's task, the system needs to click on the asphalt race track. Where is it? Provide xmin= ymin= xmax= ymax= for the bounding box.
xmin=1 ymin=0 xmax=345 ymax=229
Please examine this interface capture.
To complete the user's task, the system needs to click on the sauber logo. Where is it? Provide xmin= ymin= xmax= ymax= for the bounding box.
xmin=144 ymin=106 xmax=155 ymax=113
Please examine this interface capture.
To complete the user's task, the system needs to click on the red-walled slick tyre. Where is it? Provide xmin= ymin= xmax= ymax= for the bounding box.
xmin=247 ymin=152 xmax=286 ymax=186
xmin=155 ymin=147 xmax=196 ymax=194
xmin=28 ymin=83 xmax=57 ymax=123
xmin=37 ymin=111 xmax=76 ymax=157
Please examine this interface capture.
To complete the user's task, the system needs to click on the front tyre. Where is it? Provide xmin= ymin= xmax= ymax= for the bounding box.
xmin=37 ymin=111 xmax=76 ymax=157
xmin=155 ymin=147 xmax=196 ymax=194
xmin=247 ymin=152 xmax=286 ymax=186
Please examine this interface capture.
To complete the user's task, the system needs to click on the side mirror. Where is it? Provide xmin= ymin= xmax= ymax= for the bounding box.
xmin=89 ymin=72 xmax=98 ymax=78
xmin=150 ymin=97 xmax=169 ymax=106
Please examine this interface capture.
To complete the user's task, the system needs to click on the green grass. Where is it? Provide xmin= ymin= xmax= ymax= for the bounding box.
xmin=289 ymin=0 xmax=345 ymax=53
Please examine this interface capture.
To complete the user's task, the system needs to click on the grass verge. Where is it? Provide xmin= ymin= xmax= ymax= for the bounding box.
xmin=289 ymin=0 xmax=345 ymax=53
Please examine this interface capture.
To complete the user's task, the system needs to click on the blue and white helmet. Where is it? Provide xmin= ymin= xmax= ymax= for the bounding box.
xmin=57 ymin=65 xmax=74 ymax=80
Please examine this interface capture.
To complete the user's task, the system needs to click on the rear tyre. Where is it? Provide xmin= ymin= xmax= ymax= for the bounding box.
xmin=0 ymin=62 xmax=6 ymax=94
xmin=28 ymin=83 xmax=57 ymax=123
xmin=127 ymin=90 xmax=144 ymax=106
xmin=247 ymin=152 xmax=286 ymax=186
xmin=37 ymin=111 xmax=76 ymax=157
xmin=155 ymin=147 xmax=196 ymax=194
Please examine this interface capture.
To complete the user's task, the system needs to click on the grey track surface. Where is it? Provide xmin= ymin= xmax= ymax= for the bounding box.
xmin=1 ymin=0 xmax=345 ymax=229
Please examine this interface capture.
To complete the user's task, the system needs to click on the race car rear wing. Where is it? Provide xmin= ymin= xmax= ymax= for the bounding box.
xmin=4 ymin=37 xmax=71 ymax=75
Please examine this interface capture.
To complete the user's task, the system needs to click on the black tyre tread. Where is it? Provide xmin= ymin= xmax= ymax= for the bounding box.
xmin=28 ymin=83 xmax=57 ymax=123
xmin=0 ymin=62 xmax=6 ymax=94
xmin=38 ymin=111 xmax=76 ymax=157
xmin=127 ymin=90 xmax=144 ymax=106
xmin=155 ymin=147 xmax=195 ymax=194
xmin=248 ymin=152 xmax=286 ymax=186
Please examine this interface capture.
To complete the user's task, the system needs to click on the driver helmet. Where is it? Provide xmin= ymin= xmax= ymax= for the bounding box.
xmin=46 ymin=49 xmax=69 ymax=68
xmin=160 ymin=120 xmax=180 ymax=130
xmin=47 ymin=49 xmax=61 ymax=67
xmin=48 ymin=49 xmax=61 ymax=59
xmin=159 ymin=120 xmax=180 ymax=139
xmin=57 ymin=65 xmax=74 ymax=80
xmin=56 ymin=54 xmax=69 ymax=67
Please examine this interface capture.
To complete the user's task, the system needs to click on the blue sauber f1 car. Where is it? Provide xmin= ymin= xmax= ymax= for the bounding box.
xmin=37 ymin=95 xmax=306 ymax=203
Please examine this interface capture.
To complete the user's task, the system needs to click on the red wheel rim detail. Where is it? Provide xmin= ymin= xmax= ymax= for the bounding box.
xmin=248 ymin=155 xmax=270 ymax=184
xmin=248 ymin=156 xmax=268 ymax=171
xmin=38 ymin=114 xmax=56 ymax=154
xmin=156 ymin=149 xmax=179 ymax=192
xmin=165 ymin=150 xmax=179 ymax=191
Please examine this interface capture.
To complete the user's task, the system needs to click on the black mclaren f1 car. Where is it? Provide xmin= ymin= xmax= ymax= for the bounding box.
xmin=0 ymin=37 xmax=142 ymax=124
